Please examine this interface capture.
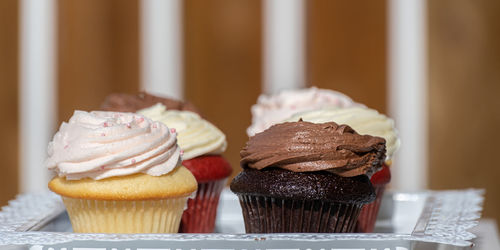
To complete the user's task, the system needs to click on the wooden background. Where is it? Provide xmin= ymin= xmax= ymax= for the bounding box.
xmin=307 ymin=0 xmax=387 ymax=113
xmin=428 ymin=0 xmax=500 ymax=225
xmin=0 ymin=0 xmax=499 ymax=223
xmin=57 ymin=0 xmax=140 ymax=122
xmin=183 ymin=0 xmax=262 ymax=181
xmin=0 ymin=0 xmax=19 ymax=210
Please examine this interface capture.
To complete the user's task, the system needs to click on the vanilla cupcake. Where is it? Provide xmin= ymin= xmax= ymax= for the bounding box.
xmin=138 ymin=104 xmax=231 ymax=233
xmin=46 ymin=111 xmax=197 ymax=233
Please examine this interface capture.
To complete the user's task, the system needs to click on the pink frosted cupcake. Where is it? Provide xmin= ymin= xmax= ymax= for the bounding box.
xmin=247 ymin=87 xmax=362 ymax=136
xmin=46 ymin=111 xmax=197 ymax=233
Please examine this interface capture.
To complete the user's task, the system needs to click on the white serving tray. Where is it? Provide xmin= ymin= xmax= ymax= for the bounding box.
xmin=0 ymin=188 xmax=484 ymax=250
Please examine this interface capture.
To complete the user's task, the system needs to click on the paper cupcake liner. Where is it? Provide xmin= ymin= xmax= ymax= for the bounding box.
xmin=355 ymin=185 xmax=386 ymax=233
xmin=62 ymin=196 xmax=189 ymax=233
xmin=179 ymin=178 xmax=227 ymax=233
xmin=237 ymin=195 xmax=363 ymax=233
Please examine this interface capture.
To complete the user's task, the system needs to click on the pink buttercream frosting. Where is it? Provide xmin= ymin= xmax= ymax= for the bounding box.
xmin=45 ymin=111 xmax=182 ymax=180
xmin=247 ymin=87 xmax=362 ymax=136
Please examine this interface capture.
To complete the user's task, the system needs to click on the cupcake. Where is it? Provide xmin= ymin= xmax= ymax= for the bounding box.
xmin=247 ymin=87 xmax=361 ymax=136
xmin=231 ymin=121 xmax=386 ymax=233
xmin=285 ymin=106 xmax=400 ymax=232
xmin=101 ymin=92 xmax=199 ymax=114
xmin=46 ymin=111 xmax=197 ymax=233
xmin=137 ymin=103 xmax=231 ymax=233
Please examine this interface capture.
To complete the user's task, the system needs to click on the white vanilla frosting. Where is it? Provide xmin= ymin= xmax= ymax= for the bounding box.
xmin=45 ymin=111 xmax=182 ymax=180
xmin=286 ymin=106 xmax=400 ymax=160
xmin=138 ymin=103 xmax=227 ymax=160
xmin=247 ymin=87 xmax=361 ymax=136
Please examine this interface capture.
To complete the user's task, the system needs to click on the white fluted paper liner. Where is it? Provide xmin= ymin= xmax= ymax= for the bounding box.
xmin=62 ymin=196 xmax=189 ymax=233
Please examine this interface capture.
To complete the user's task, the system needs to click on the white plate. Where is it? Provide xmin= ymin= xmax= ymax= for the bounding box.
xmin=0 ymin=189 xmax=484 ymax=250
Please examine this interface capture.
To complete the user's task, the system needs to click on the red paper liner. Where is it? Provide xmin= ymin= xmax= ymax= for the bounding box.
xmin=179 ymin=178 xmax=227 ymax=233
xmin=355 ymin=184 xmax=386 ymax=233
xmin=237 ymin=195 xmax=363 ymax=233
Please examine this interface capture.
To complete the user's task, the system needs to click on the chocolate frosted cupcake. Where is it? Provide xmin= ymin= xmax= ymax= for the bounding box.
xmin=230 ymin=121 xmax=386 ymax=233
xmin=101 ymin=92 xmax=199 ymax=114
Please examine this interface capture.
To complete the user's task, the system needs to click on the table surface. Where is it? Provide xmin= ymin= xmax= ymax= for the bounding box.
xmin=471 ymin=219 xmax=500 ymax=249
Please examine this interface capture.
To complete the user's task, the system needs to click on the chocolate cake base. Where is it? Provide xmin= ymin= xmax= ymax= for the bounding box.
xmin=237 ymin=194 xmax=362 ymax=233
xmin=230 ymin=168 xmax=374 ymax=233
xmin=230 ymin=168 xmax=375 ymax=203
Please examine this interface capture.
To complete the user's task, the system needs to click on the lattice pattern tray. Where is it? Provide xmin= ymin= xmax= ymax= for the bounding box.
xmin=0 ymin=189 xmax=484 ymax=250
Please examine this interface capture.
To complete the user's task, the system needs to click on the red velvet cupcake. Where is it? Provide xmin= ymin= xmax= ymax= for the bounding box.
xmin=181 ymin=155 xmax=232 ymax=232
xmin=355 ymin=164 xmax=391 ymax=232
xmin=138 ymin=104 xmax=231 ymax=233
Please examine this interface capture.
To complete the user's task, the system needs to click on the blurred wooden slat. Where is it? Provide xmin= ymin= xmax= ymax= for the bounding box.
xmin=429 ymin=0 xmax=500 ymax=222
xmin=0 ymin=0 xmax=18 ymax=206
xmin=58 ymin=0 xmax=140 ymax=123
xmin=184 ymin=0 xmax=262 ymax=180
xmin=307 ymin=0 xmax=387 ymax=113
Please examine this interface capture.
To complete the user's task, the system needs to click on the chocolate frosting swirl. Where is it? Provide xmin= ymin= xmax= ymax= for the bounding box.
xmin=240 ymin=121 xmax=386 ymax=177
xmin=101 ymin=92 xmax=199 ymax=114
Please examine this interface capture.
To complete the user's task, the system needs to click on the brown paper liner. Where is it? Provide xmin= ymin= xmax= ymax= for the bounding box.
xmin=355 ymin=184 xmax=386 ymax=233
xmin=237 ymin=195 xmax=363 ymax=233
xmin=179 ymin=178 xmax=227 ymax=233
xmin=62 ymin=196 xmax=189 ymax=233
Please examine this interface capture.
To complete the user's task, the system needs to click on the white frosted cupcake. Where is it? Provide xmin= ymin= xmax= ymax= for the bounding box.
xmin=285 ymin=106 xmax=400 ymax=162
xmin=46 ymin=111 xmax=197 ymax=233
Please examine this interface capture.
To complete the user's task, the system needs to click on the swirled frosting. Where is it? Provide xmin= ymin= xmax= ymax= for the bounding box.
xmin=247 ymin=87 xmax=361 ymax=136
xmin=286 ymin=107 xmax=400 ymax=161
xmin=45 ymin=111 xmax=182 ymax=180
xmin=241 ymin=121 xmax=386 ymax=177
xmin=138 ymin=103 xmax=227 ymax=160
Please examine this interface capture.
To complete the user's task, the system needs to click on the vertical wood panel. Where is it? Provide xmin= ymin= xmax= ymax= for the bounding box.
xmin=429 ymin=0 xmax=500 ymax=222
xmin=184 ymin=0 xmax=262 ymax=180
xmin=0 ymin=0 xmax=19 ymax=206
xmin=307 ymin=0 xmax=387 ymax=112
xmin=58 ymin=0 xmax=140 ymax=123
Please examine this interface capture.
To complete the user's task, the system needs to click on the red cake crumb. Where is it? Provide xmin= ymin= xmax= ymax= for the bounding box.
xmin=182 ymin=155 xmax=232 ymax=183
xmin=370 ymin=164 xmax=391 ymax=186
